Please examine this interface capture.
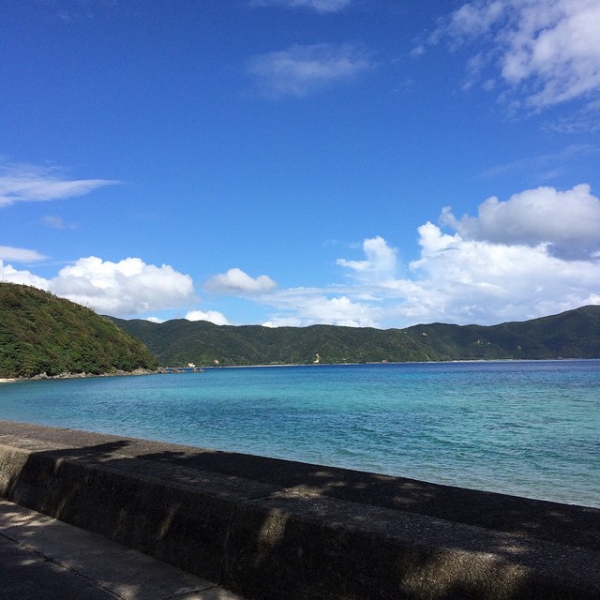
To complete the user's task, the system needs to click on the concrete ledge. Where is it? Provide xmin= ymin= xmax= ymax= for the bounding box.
xmin=0 ymin=420 xmax=598 ymax=600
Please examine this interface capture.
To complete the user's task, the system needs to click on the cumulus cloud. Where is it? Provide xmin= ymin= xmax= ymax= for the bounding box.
xmin=205 ymin=267 xmax=277 ymax=295
xmin=0 ymin=163 xmax=118 ymax=208
xmin=49 ymin=257 xmax=195 ymax=316
xmin=330 ymin=227 xmax=600 ymax=326
xmin=402 ymin=222 xmax=600 ymax=324
xmin=440 ymin=183 xmax=600 ymax=259
xmin=1 ymin=256 xmax=195 ymax=317
xmin=0 ymin=260 xmax=50 ymax=289
xmin=431 ymin=0 xmax=600 ymax=109
xmin=250 ymin=0 xmax=350 ymax=12
xmin=185 ymin=310 xmax=229 ymax=325
xmin=215 ymin=186 xmax=600 ymax=327
xmin=337 ymin=236 xmax=397 ymax=282
xmin=247 ymin=43 xmax=374 ymax=98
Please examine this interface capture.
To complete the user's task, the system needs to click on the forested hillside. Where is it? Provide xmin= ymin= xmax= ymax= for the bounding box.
xmin=404 ymin=305 xmax=600 ymax=360
xmin=0 ymin=283 xmax=157 ymax=378
xmin=111 ymin=305 xmax=600 ymax=366
xmin=109 ymin=318 xmax=440 ymax=366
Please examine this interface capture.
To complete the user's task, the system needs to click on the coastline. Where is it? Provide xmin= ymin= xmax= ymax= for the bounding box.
xmin=0 ymin=368 xmax=158 ymax=383
xmin=3 ymin=357 xmax=600 ymax=382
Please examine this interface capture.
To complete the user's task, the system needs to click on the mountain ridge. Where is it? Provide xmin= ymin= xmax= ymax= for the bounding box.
xmin=111 ymin=305 xmax=600 ymax=366
xmin=3 ymin=280 xmax=598 ymax=374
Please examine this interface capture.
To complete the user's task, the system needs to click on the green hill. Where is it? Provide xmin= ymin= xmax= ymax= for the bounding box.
xmin=109 ymin=318 xmax=440 ymax=366
xmin=0 ymin=283 xmax=158 ymax=378
xmin=404 ymin=305 xmax=600 ymax=360
xmin=112 ymin=305 xmax=600 ymax=367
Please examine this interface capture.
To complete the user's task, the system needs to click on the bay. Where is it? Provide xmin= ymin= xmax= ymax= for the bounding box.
xmin=1 ymin=360 xmax=599 ymax=507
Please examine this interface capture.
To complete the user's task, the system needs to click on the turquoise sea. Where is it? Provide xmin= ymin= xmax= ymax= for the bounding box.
xmin=1 ymin=360 xmax=599 ymax=507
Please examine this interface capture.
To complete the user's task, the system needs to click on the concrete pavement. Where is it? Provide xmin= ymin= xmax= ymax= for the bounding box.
xmin=0 ymin=499 xmax=245 ymax=600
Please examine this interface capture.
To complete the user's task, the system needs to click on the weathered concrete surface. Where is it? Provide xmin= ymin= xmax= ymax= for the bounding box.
xmin=0 ymin=420 xmax=598 ymax=600
xmin=0 ymin=498 xmax=245 ymax=599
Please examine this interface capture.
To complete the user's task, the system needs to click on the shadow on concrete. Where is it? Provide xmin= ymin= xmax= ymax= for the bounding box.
xmin=0 ymin=499 xmax=240 ymax=600
xmin=136 ymin=443 xmax=600 ymax=551
xmin=1 ymin=423 xmax=599 ymax=600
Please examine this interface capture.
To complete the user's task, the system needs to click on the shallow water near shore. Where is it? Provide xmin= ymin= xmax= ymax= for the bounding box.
xmin=1 ymin=360 xmax=599 ymax=507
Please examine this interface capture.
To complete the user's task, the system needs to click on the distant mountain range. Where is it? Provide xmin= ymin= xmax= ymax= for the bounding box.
xmin=3 ymin=281 xmax=598 ymax=377
xmin=111 ymin=305 xmax=600 ymax=367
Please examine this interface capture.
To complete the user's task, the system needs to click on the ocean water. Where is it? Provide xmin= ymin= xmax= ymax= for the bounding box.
xmin=1 ymin=360 xmax=599 ymax=507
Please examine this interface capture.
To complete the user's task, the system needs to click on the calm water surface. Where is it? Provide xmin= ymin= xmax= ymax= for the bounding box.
xmin=1 ymin=361 xmax=599 ymax=507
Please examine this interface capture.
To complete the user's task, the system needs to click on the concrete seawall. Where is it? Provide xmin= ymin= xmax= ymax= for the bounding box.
xmin=0 ymin=420 xmax=598 ymax=600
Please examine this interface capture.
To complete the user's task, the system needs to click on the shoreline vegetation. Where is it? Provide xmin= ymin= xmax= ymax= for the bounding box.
xmin=0 ymin=367 xmax=160 ymax=384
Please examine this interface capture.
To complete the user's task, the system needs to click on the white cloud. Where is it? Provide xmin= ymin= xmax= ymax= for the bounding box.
xmin=247 ymin=43 xmax=374 ymax=98
xmin=0 ymin=260 xmax=50 ymax=289
xmin=1 ymin=256 xmax=194 ymax=317
xmin=0 ymin=246 xmax=47 ymax=263
xmin=551 ymin=99 xmax=600 ymax=133
xmin=212 ymin=183 xmax=600 ymax=327
xmin=0 ymin=163 xmax=118 ymax=208
xmin=440 ymin=183 xmax=600 ymax=259
xmin=185 ymin=310 xmax=229 ymax=325
xmin=432 ymin=0 xmax=600 ymax=109
xmin=337 ymin=236 xmax=397 ymax=282
xmin=333 ymin=226 xmax=600 ymax=327
xmin=402 ymin=222 xmax=600 ymax=324
xmin=205 ymin=267 xmax=277 ymax=295
xmin=263 ymin=290 xmax=379 ymax=328
xmin=250 ymin=0 xmax=350 ymax=12
xmin=48 ymin=257 xmax=195 ymax=316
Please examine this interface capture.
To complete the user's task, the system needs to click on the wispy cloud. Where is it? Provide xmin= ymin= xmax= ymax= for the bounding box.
xmin=43 ymin=215 xmax=79 ymax=230
xmin=247 ymin=43 xmax=375 ymax=99
xmin=480 ymin=144 xmax=598 ymax=179
xmin=429 ymin=0 xmax=600 ymax=112
xmin=249 ymin=0 xmax=351 ymax=13
xmin=0 ymin=163 xmax=119 ymax=208
xmin=0 ymin=246 xmax=47 ymax=263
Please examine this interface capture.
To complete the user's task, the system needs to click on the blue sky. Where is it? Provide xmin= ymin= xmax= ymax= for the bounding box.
xmin=2 ymin=0 xmax=600 ymax=328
